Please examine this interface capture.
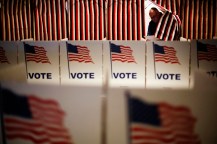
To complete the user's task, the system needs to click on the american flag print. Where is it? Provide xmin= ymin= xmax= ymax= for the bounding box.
xmin=0 ymin=46 xmax=10 ymax=64
xmin=2 ymin=88 xmax=73 ymax=144
xmin=154 ymin=43 xmax=180 ymax=64
xmin=110 ymin=43 xmax=136 ymax=63
xmin=128 ymin=96 xmax=200 ymax=144
xmin=154 ymin=11 xmax=181 ymax=41
xmin=66 ymin=42 xmax=94 ymax=63
xmin=197 ymin=41 xmax=217 ymax=61
xmin=24 ymin=43 xmax=51 ymax=64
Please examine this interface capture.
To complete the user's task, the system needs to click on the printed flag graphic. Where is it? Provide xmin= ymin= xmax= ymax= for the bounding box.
xmin=66 ymin=43 xmax=94 ymax=63
xmin=0 ymin=46 xmax=10 ymax=64
xmin=110 ymin=43 xmax=136 ymax=63
xmin=128 ymin=96 xmax=200 ymax=144
xmin=2 ymin=88 xmax=73 ymax=144
xmin=197 ymin=41 xmax=217 ymax=61
xmin=24 ymin=43 xmax=51 ymax=64
xmin=154 ymin=43 xmax=180 ymax=64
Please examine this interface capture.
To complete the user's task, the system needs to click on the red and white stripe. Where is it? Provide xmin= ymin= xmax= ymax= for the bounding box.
xmin=89 ymin=0 xmax=94 ymax=40
xmin=4 ymin=96 xmax=73 ymax=144
xmin=111 ymin=45 xmax=136 ymax=63
xmin=80 ymin=0 xmax=85 ymax=40
xmin=122 ymin=0 xmax=127 ymax=40
xmin=26 ymin=46 xmax=51 ymax=64
xmin=198 ymin=44 xmax=217 ymax=61
xmin=5 ymin=1 xmax=11 ymax=41
xmin=61 ymin=0 xmax=67 ymax=39
xmin=131 ymin=103 xmax=200 ymax=144
xmin=1 ymin=1 xmax=6 ymax=41
xmin=155 ymin=46 xmax=180 ymax=64
xmin=94 ymin=0 xmax=99 ymax=40
xmin=22 ymin=0 xmax=28 ymax=39
xmin=68 ymin=45 xmax=94 ymax=63
xmin=51 ymin=0 xmax=57 ymax=40
xmin=99 ymin=0 xmax=105 ymax=40
xmin=127 ymin=0 xmax=132 ymax=40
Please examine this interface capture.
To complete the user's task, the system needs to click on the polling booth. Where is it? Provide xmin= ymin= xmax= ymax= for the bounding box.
xmin=1 ymin=40 xmax=217 ymax=144
xmin=17 ymin=41 xmax=60 ymax=85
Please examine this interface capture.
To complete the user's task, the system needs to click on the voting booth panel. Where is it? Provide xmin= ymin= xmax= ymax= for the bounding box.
xmin=107 ymin=79 xmax=217 ymax=144
xmin=60 ymin=41 xmax=103 ymax=86
xmin=1 ymin=82 xmax=102 ymax=144
xmin=146 ymin=41 xmax=190 ymax=89
xmin=0 ymin=41 xmax=18 ymax=68
xmin=17 ymin=41 xmax=60 ymax=85
xmin=103 ymin=41 xmax=145 ymax=88
xmin=190 ymin=40 xmax=217 ymax=87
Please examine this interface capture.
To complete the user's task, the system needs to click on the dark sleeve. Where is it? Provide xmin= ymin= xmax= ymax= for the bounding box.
xmin=147 ymin=21 xmax=157 ymax=36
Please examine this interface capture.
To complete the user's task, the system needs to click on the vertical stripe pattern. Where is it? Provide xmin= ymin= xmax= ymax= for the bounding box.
xmin=0 ymin=0 xmax=216 ymax=40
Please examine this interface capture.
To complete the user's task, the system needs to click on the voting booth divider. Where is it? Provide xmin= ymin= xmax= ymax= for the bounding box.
xmin=1 ymin=40 xmax=217 ymax=88
xmin=1 ymin=40 xmax=217 ymax=144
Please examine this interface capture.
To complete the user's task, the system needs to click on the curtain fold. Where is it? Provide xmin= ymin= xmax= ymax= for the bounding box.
xmin=0 ymin=0 xmax=217 ymax=41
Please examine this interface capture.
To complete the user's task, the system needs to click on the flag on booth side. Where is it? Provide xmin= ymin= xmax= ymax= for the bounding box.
xmin=154 ymin=43 xmax=180 ymax=64
xmin=197 ymin=41 xmax=217 ymax=61
xmin=0 ymin=46 xmax=10 ymax=64
xmin=66 ymin=42 xmax=94 ymax=63
xmin=24 ymin=43 xmax=51 ymax=64
xmin=2 ymin=88 xmax=73 ymax=144
xmin=110 ymin=43 xmax=136 ymax=63
xmin=128 ymin=96 xmax=200 ymax=144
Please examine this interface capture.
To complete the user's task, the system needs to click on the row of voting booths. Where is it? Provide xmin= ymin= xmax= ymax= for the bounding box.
xmin=0 ymin=40 xmax=217 ymax=88
xmin=1 ymin=40 xmax=217 ymax=144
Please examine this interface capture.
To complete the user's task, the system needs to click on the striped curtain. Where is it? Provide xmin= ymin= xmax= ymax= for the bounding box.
xmin=152 ymin=0 xmax=217 ymax=40
xmin=1 ymin=0 xmax=217 ymax=41
xmin=0 ymin=0 xmax=106 ymax=41
xmin=106 ymin=0 xmax=145 ymax=40
xmin=180 ymin=0 xmax=217 ymax=39
xmin=151 ymin=0 xmax=181 ymax=15
xmin=1 ymin=0 xmax=33 ymax=41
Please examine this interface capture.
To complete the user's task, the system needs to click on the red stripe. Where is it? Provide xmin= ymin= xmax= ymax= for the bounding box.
xmin=141 ymin=0 xmax=145 ymax=37
xmin=22 ymin=0 xmax=28 ymax=39
xmin=132 ymin=0 xmax=136 ymax=40
xmin=61 ymin=0 xmax=67 ymax=39
xmin=188 ymin=0 xmax=192 ymax=39
xmin=127 ymin=0 xmax=131 ymax=40
xmin=84 ymin=0 xmax=90 ymax=40
xmin=112 ymin=0 xmax=117 ymax=40
xmin=39 ymin=1 xmax=44 ymax=40
xmin=70 ymin=0 xmax=75 ymax=40
xmin=193 ymin=0 xmax=197 ymax=39
xmin=107 ymin=0 xmax=112 ymax=40
xmin=10 ymin=0 xmax=15 ymax=40
xmin=75 ymin=0 xmax=79 ymax=40
xmin=19 ymin=0 xmax=24 ymax=39
xmin=214 ymin=0 xmax=217 ymax=37
xmin=5 ymin=1 xmax=11 ymax=40
xmin=203 ymin=1 xmax=207 ymax=39
xmin=94 ymin=0 xmax=99 ymax=40
xmin=51 ymin=0 xmax=57 ymax=40
xmin=15 ymin=0 xmax=20 ymax=40
xmin=137 ymin=0 xmax=141 ymax=40
xmin=99 ymin=0 xmax=104 ymax=40
xmin=122 ymin=0 xmax=127 ymax=40
xmin=80 ymin=0 xmax=85 ymax=40
xmin=89 ymin=0 xmax=94 ymax=40
xmin=47 ymin=0 xmax=52 ymax=40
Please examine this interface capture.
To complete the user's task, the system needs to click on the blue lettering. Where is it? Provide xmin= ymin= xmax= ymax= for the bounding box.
xmin=70 ymin=73 xmax=95 ymax=79
xmin=156 ymin=73 xmax=181 ymax=80
xmin=112 ymin=73 xmax=137 ymax=79
xmin=28 ymin=73 xmax=52 ymax=79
